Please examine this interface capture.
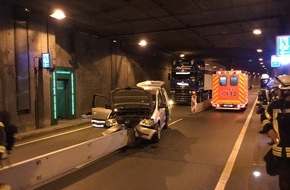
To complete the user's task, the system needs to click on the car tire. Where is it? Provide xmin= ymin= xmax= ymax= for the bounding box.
xmin=151 ymin=123 xmax=161 ymax=143
xmin=163 ymin=111 xmax=169 ymax=129
xmin=163 ymin=108 xmax=169 ymax=129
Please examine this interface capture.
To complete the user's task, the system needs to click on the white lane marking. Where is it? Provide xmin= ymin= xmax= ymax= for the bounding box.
xmin=168 ymin=118 xmax=183 ymax=128
xmin=15 ymin=125 xmax=92 ymax=147
xmin=215 ymin=98 xmax=257 ymax=190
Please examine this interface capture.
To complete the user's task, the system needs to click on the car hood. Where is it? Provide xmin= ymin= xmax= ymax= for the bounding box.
xmin=110 ymin=87 xmax=152 ymax=110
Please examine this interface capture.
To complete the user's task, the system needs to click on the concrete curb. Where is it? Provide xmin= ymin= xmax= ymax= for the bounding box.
xmin=15 ymin=119 xmax=91 ymax=141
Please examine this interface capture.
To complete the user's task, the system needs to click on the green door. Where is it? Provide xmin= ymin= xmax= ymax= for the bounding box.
xmin=51 ymin=69 xmax=76 ymax=125
xmin=56 ymin=79 xmax=68 ymax=119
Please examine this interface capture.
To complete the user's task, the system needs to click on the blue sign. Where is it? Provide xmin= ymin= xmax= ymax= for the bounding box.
xmin=276 ymin=35 xmax=290 ymax=56
xmin=271 ymin=55 xmax=281 ymax=67
xmin=41 ymin=53 xmax=50 ymax=68
xmin=271 ymin=61 xmax=280 ymax=67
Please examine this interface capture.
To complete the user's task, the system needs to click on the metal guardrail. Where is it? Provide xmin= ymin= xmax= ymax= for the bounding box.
xmin=0 ymin=130 xmax=127 ymax=190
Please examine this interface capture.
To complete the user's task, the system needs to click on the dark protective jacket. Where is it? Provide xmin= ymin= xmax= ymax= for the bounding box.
xmin=264 ymin=99 xmax=290 ymax=158
xmin=0 ymin=121 xmax=6 ymax=154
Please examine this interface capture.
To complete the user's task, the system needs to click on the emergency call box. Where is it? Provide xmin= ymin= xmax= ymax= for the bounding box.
xmin=41 ymin=52 xmax=51 ymax=69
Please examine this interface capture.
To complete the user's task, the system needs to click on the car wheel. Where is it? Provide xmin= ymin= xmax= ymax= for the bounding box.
xmin=163 ymin=111 xmax=169 ymax=129
xmin=152 ymin=123 xmax=161 ymax=143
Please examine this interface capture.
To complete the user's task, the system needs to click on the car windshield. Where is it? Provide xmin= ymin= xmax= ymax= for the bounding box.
xmin=111 ymin=88 xmax=151 ymax=107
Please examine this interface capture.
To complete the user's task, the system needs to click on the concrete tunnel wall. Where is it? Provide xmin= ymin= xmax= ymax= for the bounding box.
xmin=0 ymin=3 xmax=264 ymax=133
xmin=0 ymin=3 xmax=172 ymax=132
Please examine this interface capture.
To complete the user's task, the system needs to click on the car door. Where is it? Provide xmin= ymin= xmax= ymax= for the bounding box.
xmin=157 ymin=89 xmax=166 ymax=129
xmin=161 ymin=87 xmax=171 ymax=120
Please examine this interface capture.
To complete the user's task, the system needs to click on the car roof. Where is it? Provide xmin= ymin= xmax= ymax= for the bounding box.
xmin=136 ymin=81 xmax=165 ymax=91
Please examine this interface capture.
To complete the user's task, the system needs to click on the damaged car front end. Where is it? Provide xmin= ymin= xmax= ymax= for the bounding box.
xmin=91 ymin=87 xmax=162 ymax=144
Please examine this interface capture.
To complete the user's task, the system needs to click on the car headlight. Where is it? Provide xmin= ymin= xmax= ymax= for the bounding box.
xmin=105 ymin=119 xmax=118 ymax=127
xmin=140 ymin=119 xmax=154 ymax=128
xmin=168 ymin=99 xmax=174 ymax=105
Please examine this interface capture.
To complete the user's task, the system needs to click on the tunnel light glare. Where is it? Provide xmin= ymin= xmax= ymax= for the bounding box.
xmin=180 ymin=54 xmax=185 ymax=58
xmin=50 ymin=9 xmax=66 ymax=20
xmin=138 ymin=40 xmax=147 ymax=47
xmin=257 ymin=49 xmax=263 ymax=53
xmin=253 ymin=171 xmax=261 ymax=177
xmin=259 ymin=58 xmax=263 ymax=61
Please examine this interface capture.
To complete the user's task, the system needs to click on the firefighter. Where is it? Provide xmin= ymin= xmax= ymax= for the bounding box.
xmin=0 ymin=115 xmax=7 ymax=163
xmin=259 ymin=78 xmax=279 ymax=134
xmin=0 ymin=111 xmax=17 ymax=154
xmin=256 ymin=74 xmax=271 ymax=133
xmin=263 ymin=75 xmax=290 ymax=190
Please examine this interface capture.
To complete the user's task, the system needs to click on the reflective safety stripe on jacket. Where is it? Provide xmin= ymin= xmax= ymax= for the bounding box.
xmin=271 ymin=108 xmax=290 ymax=158
xmin=272 ymin=144 xmax=290 ymax=157
xmin=0 ymin=145 xmax=6 ymax=153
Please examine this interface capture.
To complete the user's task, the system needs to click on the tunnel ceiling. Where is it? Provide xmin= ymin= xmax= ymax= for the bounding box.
xmin=7 ymin=0 xmax=290 ymax=74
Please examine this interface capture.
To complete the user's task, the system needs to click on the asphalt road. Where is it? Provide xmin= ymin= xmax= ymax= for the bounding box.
xmin=11 ymin=88 xmax=280 ymax=190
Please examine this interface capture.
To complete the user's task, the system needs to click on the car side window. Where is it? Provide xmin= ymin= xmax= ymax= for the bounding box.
xmin=151 ymin=94 xmax=156 ymax=107
xmin=158 ymin=92 xmax=163 ymax=107
xmin=161 ymin=89 xmax=167 ymax=104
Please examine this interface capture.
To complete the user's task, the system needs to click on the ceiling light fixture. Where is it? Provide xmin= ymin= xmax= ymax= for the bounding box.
xmin=259 ymin=58 xmax=263 ymax=61
xmin=180 ymin=54 xmax=185 ymax=58
xmin=257 ymin=49 xmax=263 ymax=53
xmin=50 ymin=9 xmax=66 ymax=20
xmin=253 ymin=29 xmax=262 ymax=35
xmin=138 ymin=40 xmax=147 ymax=47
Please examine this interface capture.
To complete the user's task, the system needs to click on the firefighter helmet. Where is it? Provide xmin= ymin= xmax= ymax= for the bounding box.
xmin=260 ymin=73 xmax=270 ymax=89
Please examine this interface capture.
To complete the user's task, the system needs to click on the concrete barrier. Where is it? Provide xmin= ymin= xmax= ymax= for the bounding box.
xmin=0 ymin=130 xmax=127 ymax=190
xmin=191 ymin=99 xmax=212 ymax=114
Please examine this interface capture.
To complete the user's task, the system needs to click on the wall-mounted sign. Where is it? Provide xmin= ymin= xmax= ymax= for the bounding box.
xmin=271 ymin=55 xmax=281 ymax=67
xmin=41 ymin=52 xmax=50 ymax=68
xmin=276 ymin=35 xmax=290 ymax=57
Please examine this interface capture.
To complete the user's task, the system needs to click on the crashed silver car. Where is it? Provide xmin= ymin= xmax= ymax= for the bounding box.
xmin=91 ymin=87 xmax=167 ymax=144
